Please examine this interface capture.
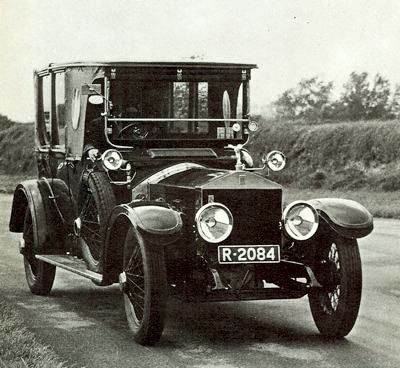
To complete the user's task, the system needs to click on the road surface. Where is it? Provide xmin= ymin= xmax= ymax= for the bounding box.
xmin=1 ymin=194 xmax=399 ymax=368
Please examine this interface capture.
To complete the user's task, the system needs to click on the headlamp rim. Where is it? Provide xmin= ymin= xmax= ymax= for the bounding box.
xmin=248 ymin=121 xmax=259 ymax=132
xmin=195 ymin=202 xmax=233 ymax=244
xmin=282 ymin=200 xmax=319 ymax=241
xmin=266 ymin=150 xmax=286 ymax=171
xmin=101 ymin=149 xmax=123 ymax=171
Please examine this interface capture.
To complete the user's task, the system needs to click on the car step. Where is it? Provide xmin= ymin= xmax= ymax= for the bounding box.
xmin=35 ymin=255 xmax=102 ymax=283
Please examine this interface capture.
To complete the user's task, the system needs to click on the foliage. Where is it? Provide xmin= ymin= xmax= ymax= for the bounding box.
xmin=248 ymin=117 xmax=400 ymax=192
xmin=274 ymin=77 xmax=333 ymax=121
xmin=389 ymin=84 xmax=400 ymax=118
xmin=340 ymin=72 xmax=371 ymax=120
xmin=274 ymin=72 xmax=400 ymax=122
xmin=0 ymin=116 xmax=36 ymax=175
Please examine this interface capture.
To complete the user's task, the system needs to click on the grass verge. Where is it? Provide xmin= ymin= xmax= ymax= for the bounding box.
xmin=284 ymin=186 xmax=400 ymax=219
xmin=0 ymin=174 xmax=35 ymax=194
xmin=0 ymin=301 xmax=73 ymax=368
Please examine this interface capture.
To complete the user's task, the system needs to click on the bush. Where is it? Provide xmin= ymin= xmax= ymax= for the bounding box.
xmin=0 ymin=120 xmax=36 ymax=175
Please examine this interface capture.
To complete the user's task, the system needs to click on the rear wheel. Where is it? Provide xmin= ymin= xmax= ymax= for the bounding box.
xmin=78 ymin=171 xmax=115 ymax=272
xmin=309 ymin=236 xmax=362 ymax=337
xmin=23 ymin=207 xmax=56 ymax=295
xmin=122 ymin=228 xmax=167 ymax=345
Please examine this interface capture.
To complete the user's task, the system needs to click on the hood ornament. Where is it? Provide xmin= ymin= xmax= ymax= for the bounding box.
xmin=226 ymin=144 xmax=286 ymax=173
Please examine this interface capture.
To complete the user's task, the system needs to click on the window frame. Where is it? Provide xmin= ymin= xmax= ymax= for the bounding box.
xmin=36 ymin=71 xmax=66 ymax=151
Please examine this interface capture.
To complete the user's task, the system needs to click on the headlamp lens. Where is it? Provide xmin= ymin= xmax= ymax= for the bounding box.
xmin=266 ymin=150 xmax=286 ymax=171
xmin=101 ymin=149 xmax=123 ymax=170
xmin=195 ymin=203 xmax=233 ymax=243
xmin=283 ymin=201 xmax=318 ymax=241
xmin=248 ymin=121 xmax=259 ymax=132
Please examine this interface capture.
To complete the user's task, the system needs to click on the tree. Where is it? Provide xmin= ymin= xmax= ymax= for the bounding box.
xmin=389 ymin=84 xmax=400 ymax=119
xmin=366 ymin=74 xmax=391 ymax=119
xmin=340 ymin=72 xmax=370 ymax=120
xmin=274 ymin=77 xmax=333 ymax=121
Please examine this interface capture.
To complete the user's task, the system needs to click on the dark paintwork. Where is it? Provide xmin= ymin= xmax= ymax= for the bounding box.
xmin=38 ymin=61 xmax=258 ymax=74
xmin=102 ymin=202 xmax=183 ymax=284
xmin=9 ymin=179 xmax=76 ymax=254
xmin=156 ymin=167 xmax=282 ymax=191
xmin=310 ymin=198 xmax=374 ymax=239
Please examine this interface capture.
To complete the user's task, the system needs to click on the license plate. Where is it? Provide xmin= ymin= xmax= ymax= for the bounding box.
xmin=218 ymin=245 xmax=280 ymax=264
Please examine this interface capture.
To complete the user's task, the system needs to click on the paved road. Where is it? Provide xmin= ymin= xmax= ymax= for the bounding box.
xmin=1 ymin=193 xmax=399 ymax=368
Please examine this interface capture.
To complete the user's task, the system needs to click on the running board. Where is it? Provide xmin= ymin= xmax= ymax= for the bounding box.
xmin=35 ymin=255 xmax=103 ymax=284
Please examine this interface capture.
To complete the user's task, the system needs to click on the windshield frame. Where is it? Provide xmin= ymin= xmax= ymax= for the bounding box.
xmin=99 ymin=75 xmax=251 ymax=149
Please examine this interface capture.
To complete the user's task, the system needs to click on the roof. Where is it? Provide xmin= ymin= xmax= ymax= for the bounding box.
xmin=39 ymin=61 xmax=258 ymax=73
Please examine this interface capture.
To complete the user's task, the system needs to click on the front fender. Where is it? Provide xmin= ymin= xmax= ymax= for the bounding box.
xmin=309 ymin=198 xmax=373 ymax=239
xmin=102 ymin=202 xmax=182 ymax=284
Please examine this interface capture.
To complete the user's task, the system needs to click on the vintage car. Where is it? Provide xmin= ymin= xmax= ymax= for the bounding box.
xmin=9 ymin=61 xmax=373 ymax=345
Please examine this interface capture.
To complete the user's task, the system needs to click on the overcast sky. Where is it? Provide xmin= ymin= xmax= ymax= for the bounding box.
xmin=1 ymin=0 xmax=400 ymax=121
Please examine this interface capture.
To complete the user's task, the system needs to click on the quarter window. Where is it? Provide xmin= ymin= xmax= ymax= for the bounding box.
xmin=54 ymin=72 xmax=66 ymax=147
xmin=42 ymin=75 xmax=51 ymax=145
xmin=72 ymin=88 xmax=81 ymax=130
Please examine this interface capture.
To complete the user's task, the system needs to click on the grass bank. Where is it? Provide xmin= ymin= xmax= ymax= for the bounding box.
xmin=0 ymin=117 xmax=35 ymax=176
xmin=284 ymin=186 xmax=400 ymax=219
xmin=0 ymin=174 xmax=35 ymax=194
xmin=249 ymin=119 xmax=400 ymax=192
xmin=0 ymin=301 xmax=72 ymax=368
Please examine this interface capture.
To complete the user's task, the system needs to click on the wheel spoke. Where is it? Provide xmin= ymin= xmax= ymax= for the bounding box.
xmin=79 ymin=194 xmax=91 ymax=218
xmin=127 ymin=278 xmax=145 ymax=294
xmin=125 ymin=246 xmax=141 ymax=272
xmin=81 ymin=223 xmax=102 ymax=241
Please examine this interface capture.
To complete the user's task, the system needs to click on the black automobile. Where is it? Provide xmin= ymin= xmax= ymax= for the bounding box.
xmin=9 ymin=61 xmax=373 ymax=345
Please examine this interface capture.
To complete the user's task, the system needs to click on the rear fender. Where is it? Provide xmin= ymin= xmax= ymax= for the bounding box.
xmin=309 ymin=198 xmax=373 ymax=239
xmin=102 ymin=202 xmax=183 ymax=284
xmin=9 ymin=179 xmax=76 ymax=253
xmin=9 ymin=180 xmax=48 ymax=250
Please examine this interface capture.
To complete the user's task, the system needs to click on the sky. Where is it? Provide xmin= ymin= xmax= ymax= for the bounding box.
xmin=1 ymin=0 xmax=400 ymax=121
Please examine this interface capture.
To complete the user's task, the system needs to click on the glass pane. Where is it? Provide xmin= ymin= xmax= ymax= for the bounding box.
xmin=198 ymin=82 xmax=208 ymax=118
xmin=195 ymin=82 xmax=209 ymax=134
xmin=171 ymin=82 xmax=189 ymax=133
xmin=41 ymin=75 xmax=51 ymax=144
xmin=236 ymin=83 xmax=243 ymax=119
xmin=55 ymin=73 xmax=66 ymax=146
xmin=222 ymin=90 xmax=231 ymax=119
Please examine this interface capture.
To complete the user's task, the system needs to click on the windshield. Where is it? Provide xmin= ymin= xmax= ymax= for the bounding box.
xmin=106 ymin=79 xmax=247 ymax=141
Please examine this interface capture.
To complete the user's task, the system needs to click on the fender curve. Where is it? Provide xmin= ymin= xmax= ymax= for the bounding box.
xmin=9 ymin=179 xmax=76 ymax=253
xmin=102 ymin=202 xmax=183 ymax=284
xmin=9 ymin=180 xmax=48 ymax=249
xmin=308 ymin=198 xmax=373 ymax=239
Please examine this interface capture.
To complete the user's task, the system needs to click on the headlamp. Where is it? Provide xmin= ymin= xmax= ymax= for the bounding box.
xmin=266 ymin=150 xmax=286 ymax=171
xmin=232 ymin=123 xmax=241 ymax=132
xmin=101 ymin=149 xmax=123 ymax=171
xmin=282 ymin=201 xmax=319 ymax=241
xmin=195 ymin=203 xmax=233 ymax=243
xmin=248 ymin=121 xmax=259 ymax=132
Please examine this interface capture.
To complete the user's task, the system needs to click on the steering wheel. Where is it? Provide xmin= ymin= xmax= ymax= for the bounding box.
xmin=117 ymin=123 xmax=149 ymax=139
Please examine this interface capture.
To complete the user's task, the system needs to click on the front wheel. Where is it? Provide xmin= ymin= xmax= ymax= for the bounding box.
xmin=23 ymin=207 xmax=56 ymax=295
xmin=309 ymin=236 xmax=362 ymax=338
xmin=122 ymin=228 xmax=167 ymax=345
xmin=78 ymin=171 xmax=116 ymax=272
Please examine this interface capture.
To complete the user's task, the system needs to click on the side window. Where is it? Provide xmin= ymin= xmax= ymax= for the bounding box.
xmin=196 ymin=82 xmax=209 ymax=134
xmin=222 ymin=90 xmax=231 ymax=119
xmin=54 ymin=73 xmax=66 ymax=147
xmin=42 ymin=75 xmax=51 ymax=145
xmin=171 ymin=82 xmax=189 ymax=133
xmin=236 ymin=83 xmax=243 ymax=119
